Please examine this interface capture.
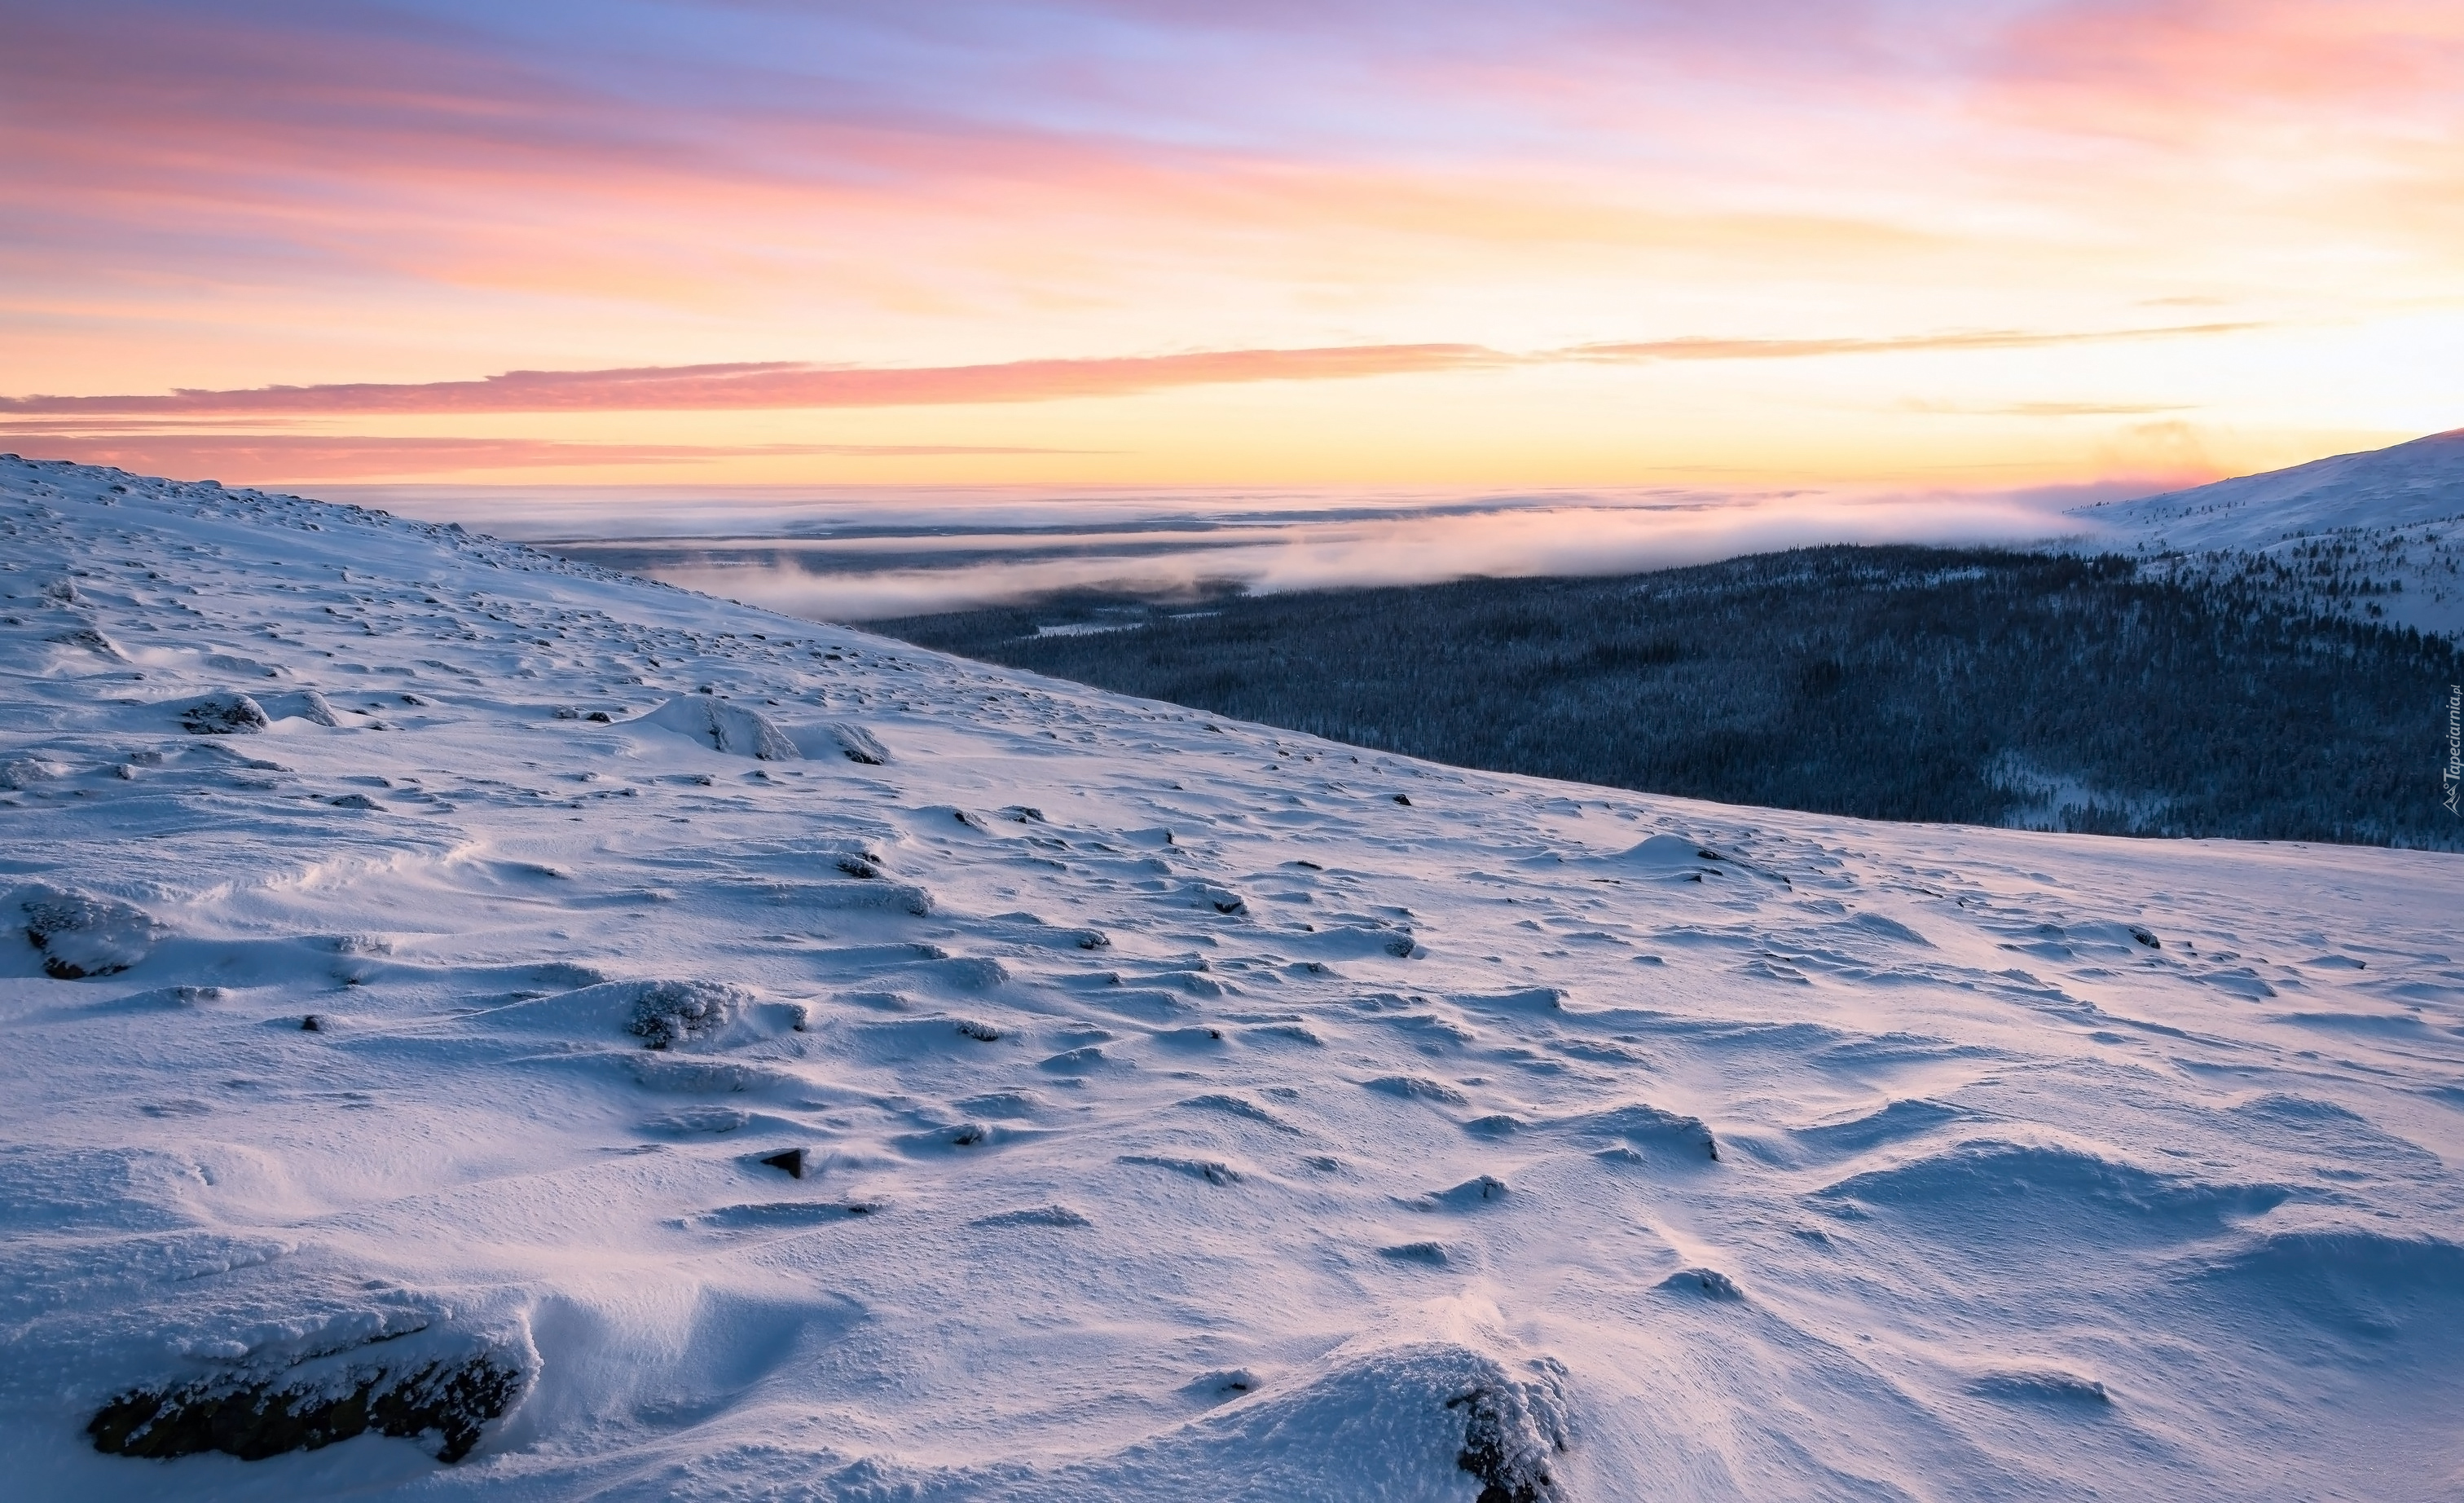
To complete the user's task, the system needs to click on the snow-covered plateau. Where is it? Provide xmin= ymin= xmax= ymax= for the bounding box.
xmin=2 ymin=455 xmax=2459 ymax=1501
xmin=2077 ymin=426 xmax=2464 ymax=639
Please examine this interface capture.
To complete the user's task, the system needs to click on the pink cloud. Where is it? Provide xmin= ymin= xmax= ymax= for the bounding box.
xmin=1 ymin=434 xmax=1085 ymax=483
xmin=0 ymin=347 xmax=1505 ymax=417
xmin=1992 ymin=0 xmax=2464 ymax=103
xmin=0 ymin=323 xmax=2260 ymax=417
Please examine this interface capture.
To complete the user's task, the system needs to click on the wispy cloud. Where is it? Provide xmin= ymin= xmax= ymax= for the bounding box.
xmin=1896 ymin=399 xmax=2201 ymax=418
xmin=0 ymin=348 xmax=1503 ymax=417
xmin=1566 ymin=324 xmax=2261 ymax=363
xmin=1 ymin=434 xmax=1089 ymax=480
xmin=0 ymin=324 xmax=2262 ymax=417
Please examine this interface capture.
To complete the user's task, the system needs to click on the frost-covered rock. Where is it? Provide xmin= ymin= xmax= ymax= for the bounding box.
xmin=1190 ymin=882 xmax=1247 ymax=915
xmin=263 ymin=688 xmax=341 ymax=726
xmin=0 ymin=756 xmax=65 ymax=791
xmin=178 ymin=693 xmax=271 ymax=735
xmin=830 ymin=722 xmax=891 ymax=765
xmin=620 ymin=979 xmax=750 ymax=1049
xmin=1034 ymin=1342 xmax=1571 ymax=1501
xmin=637 ymin=694 xmax=799 ymax=760
xmin=1445 ymin=1357 xmax=1571 ymax=1503
xmin=1661 ymin=1266 xmax=1745 ymax=1300
xmin=467 ymin=976 xmax=790 ymax=1051
xmin=20 ymin=886 xmax=159 ymax=979
xmin=1619 ymin=831 xmax=1722 ymax=866
xmin=46 ymin=624 xmax=125 ymax=660
xmin=1576 ymin=1100 xmax=1721 ymax=1161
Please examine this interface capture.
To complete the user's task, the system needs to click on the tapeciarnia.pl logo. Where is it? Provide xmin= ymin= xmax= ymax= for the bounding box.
xmin=2446 ymin=684 xmax=2462 ymax=816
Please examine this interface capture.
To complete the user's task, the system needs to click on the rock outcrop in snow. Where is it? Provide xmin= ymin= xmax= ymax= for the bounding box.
xmin=18 ymin=887 xmax=158 ymax=980
xmin=637 ymin=693 xmax=800 ymax=759
xmin=89 ymin=1341 xmax=521 ymax=1465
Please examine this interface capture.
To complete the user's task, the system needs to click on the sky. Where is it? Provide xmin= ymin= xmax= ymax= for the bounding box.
xmin=3 ymin=0 xmax=2461 ymax=495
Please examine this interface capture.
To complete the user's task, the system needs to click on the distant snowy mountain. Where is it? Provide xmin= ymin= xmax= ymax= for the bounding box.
xmin=2 ymin=456 xmax=2460 ymax=1501
xmin=2075 ymin=427 xmax=2464 ymax=637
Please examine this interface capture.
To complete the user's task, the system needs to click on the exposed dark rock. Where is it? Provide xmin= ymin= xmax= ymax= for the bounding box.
xmin=300 ymin=1015 xmax=323 ymax=1033
xmin=89 ymin=1351 xmax=521 ymax=1465
xmin=760 ymin=1148 xmax=807 ymax=1178
xmin=2129 ymin=925 xmax=2163 ymax=949
xmin=1393 ymin=793 xmax=1412 ymax=806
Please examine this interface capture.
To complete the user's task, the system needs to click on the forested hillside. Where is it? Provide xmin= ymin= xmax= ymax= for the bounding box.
xmin=877 ymin=546 xmax=2463 ymax=848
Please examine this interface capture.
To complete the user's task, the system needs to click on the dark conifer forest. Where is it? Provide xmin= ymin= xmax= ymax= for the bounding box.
xmin=872 ymin=546 xmax=2463 ymax=848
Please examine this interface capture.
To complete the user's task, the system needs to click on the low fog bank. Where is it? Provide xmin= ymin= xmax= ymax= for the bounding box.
xmin=323 ymin=479 xmax=2144 ymax=620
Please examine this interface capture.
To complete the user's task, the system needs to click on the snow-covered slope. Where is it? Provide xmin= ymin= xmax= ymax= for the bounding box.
xmin=2 ymin=455 xmax=2459 ymax=1501
xmin=2075 ymin=427 xmax=2464 ymax=637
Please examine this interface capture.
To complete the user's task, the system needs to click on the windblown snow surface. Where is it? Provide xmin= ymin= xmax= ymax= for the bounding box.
xmin=2 ymin=455 xmax=2460 ymax=1501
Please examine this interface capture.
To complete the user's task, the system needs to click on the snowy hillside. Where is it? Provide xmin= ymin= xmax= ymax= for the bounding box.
xmin=2 ymin=454 xmax=2460 ymax=1501
xmin=2076 ymin=427 xmax=2464 ymax=637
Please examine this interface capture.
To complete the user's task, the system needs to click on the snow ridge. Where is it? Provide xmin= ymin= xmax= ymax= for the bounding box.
xmin=1 ymin=456 xmax=2459 ymax=1500
xmin=2076 ymin=426 xmax=2464 ymax=637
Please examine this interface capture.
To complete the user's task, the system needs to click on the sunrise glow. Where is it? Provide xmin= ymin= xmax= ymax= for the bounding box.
xmin=5 ymin=1 xmax=2460 ymax=490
